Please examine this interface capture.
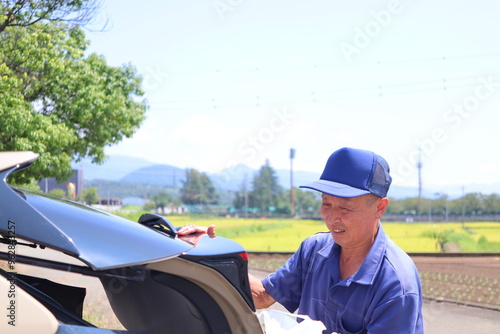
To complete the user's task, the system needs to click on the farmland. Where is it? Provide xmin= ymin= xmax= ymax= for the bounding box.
xmin=167 ymin=216 xmax=500 ymax=253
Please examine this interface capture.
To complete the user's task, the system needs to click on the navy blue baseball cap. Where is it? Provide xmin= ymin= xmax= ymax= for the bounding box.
xmin=300 ymin=147 xmax=392 ymax=198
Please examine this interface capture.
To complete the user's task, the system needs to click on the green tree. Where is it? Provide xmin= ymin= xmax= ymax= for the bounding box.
xmin=149 ymin=191 xmax=181 ymax=210
xmin=400 ymin=197 xmax=423 ymax=215
xmin=294 ymin=188 xmax=320 ymax=216
xmin=250 ymin=160 xmax=282 ymax=213
xmin=0 ymin=0 xmax=100 ymax=33
xmin=0 ymin=3 xmax=147 ymax=185
xmin=232 ymin=191 xmax=245 ymax=210
xmin=143 ymin=201 xmax=156 ymax=212
xmin=386 ymin=197 xmax=405 ymax=214
xmin=447 ymin=193 xmax=482 ymax=216
xmin=462 ymin=192 xmax=484 ymax=215
xmin=447 ymin=197 xmax=463 ymax=216
xmin=180 ymin=169 xmax=218 ymax=205
xmin=232 ymin=186 xmax=249 ymax=211
xmin=431 ymin=193 xmax=449 ymax=216
xmin=275 ymin=190 xmax=291 ymax=214
xmin=81 ymin=187 xmax=99 ymax=204
xmin=483 ymin=193 xmax=500 ymax=215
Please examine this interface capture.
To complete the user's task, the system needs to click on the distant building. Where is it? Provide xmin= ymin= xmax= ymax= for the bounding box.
xmin=92 ymin=198 xmax=123 ymax=212
xmin=155 ymin=204 xmax=188 ymax=215
xmin=38 ymin=168 xmax=84 ymax=199
xmin=98 ymin=198 xmax=123 ymax=206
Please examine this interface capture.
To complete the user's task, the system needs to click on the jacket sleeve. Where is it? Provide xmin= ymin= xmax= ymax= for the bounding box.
xmin=261 ymin=241 xmax=308 ymax=312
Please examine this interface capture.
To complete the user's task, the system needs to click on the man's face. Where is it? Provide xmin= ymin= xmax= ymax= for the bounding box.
xmin=320 ymin=193 xmax=388 ymax=250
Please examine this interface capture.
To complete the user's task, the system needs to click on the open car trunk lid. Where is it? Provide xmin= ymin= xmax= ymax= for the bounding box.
xmin=0 ymin=151 xmax=194 ymax=270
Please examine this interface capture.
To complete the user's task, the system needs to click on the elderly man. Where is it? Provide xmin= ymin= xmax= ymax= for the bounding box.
xmin=249 ymin=147 xmax=423 ymax=334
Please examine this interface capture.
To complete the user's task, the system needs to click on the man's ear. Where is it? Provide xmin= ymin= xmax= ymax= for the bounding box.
xmin=376 ymin=197 xmax=389 ymax=219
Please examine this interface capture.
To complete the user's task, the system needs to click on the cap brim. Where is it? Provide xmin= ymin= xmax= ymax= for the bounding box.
xmin=299 ymin=180 xmax=370 ymax=198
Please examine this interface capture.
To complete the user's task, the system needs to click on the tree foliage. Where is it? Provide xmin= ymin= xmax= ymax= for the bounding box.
xmin=81 ymin=186 xmax=99 ymax=204
xmin=180 ymin=169 xmax=218 ymax=205
xmin=231 ymin=160 xmax=321 ymax=215
xmin=1 ymin=1 xmax=147 ymax=185
xmin=294 ymin=187 xmax=320 ymax=215
xmin=249 ymin=159 xmax=283 ymax=213
xmin=0 ymin=0 xmax=101 ymax=33
xmin=149 ymin=190 xmax=181 ymax=210
xmin=386 ymin=192 xmax=500 ymax=216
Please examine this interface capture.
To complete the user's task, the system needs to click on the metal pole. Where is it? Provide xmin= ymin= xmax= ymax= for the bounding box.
xmin=445 ymin=195 xmax=449 ymax=223
xmin=417 ymin=148 xmax=422 ymax=198
xmin=244 ymin=174 xmax=248 ymax=219
xmin=461 ymin=186 xmax=465 ymax=228
xmin=290 ymin=148 xmax=295 ymax=216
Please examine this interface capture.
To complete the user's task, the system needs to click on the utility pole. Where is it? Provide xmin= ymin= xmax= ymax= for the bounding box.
xmin=445 ymin=195 xmax=449 ymax=223
xmin=461 ymin=185 xmax=465 ymax=228
xmin=417 ymin=148 xmax=423 ymax=198
xmin=290 ymin=148 xmax=296 ymax=216
xmin=244 ymin=174 xmax=248 ymax=219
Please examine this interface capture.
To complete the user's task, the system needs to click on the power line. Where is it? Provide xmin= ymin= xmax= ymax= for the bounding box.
xmin=148 ymin=72 xmax=500 ymax=110
xmin=161 ymin=52 xmax=500 ymax=76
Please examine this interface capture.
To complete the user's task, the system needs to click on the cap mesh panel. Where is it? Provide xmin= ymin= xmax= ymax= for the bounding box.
xmin=368 ymin=155 xmax=392 ymax=197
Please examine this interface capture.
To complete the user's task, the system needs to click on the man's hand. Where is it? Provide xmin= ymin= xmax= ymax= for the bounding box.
xmin=249 ymin=273 xmax=276 ymax=309
xmin=177 ymin=224 xmax=216 ymax=236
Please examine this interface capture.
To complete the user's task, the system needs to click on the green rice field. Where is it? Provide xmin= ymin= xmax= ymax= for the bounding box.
xmin=167 ymin=216 xmax=500 ymax=253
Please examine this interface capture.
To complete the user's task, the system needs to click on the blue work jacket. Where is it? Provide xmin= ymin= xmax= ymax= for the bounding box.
xmin=262 ymin=224 xmax=424 ymax=334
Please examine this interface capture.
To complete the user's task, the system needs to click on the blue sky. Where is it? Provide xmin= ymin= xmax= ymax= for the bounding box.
xmin=85 ymin=0 xmax=500 ymax=193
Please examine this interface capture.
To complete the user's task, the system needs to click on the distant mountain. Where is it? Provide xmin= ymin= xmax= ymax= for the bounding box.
xmin=87 ymin=159 xmax=322 ymax=193
xmin=275 ymin=169 xmax=321 ymax=189
xmin=120 ymin=164 xmax=186 ymax=187
xmin=73 ymin=155 xmax=154 ymax=181
xmin=208 ymin=164 xmax=255 ymax=191
xmin=207 ymin=165 xmax=322 ymax=192
xmin=78 ymin=155 xmax=500 ymax=199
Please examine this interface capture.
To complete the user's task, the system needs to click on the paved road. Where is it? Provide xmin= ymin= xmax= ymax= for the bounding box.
xmin=250 ymin=268 xmax=500 ymax=334
xmin=422 ymin=299 xmax=500 ymax=333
